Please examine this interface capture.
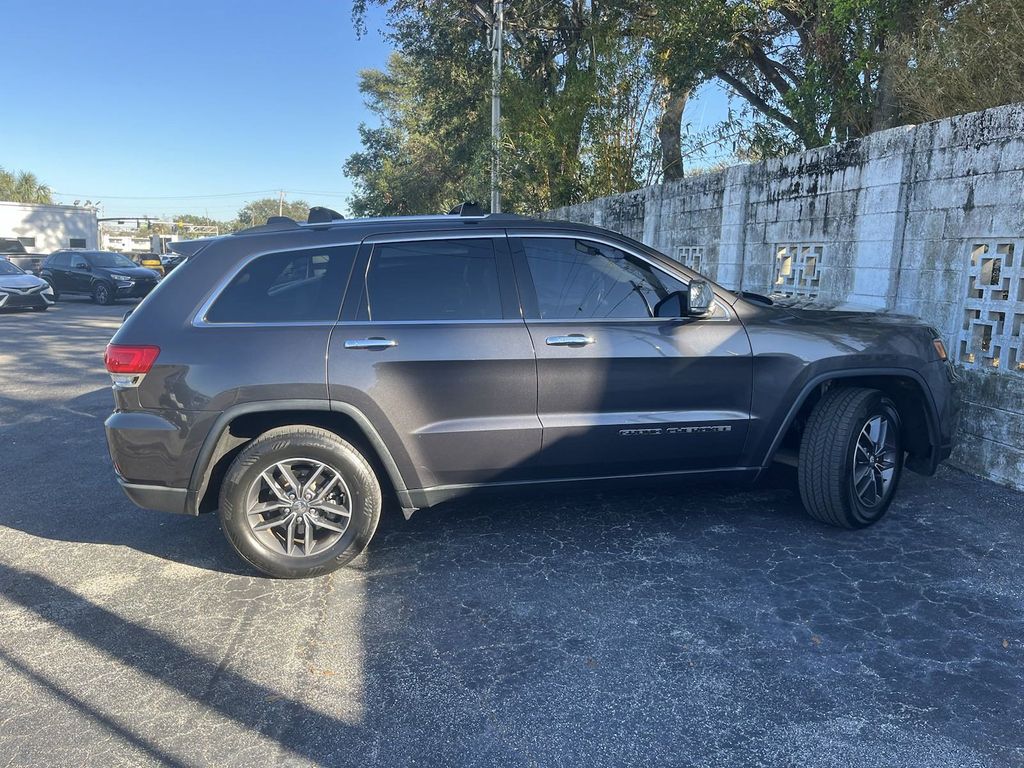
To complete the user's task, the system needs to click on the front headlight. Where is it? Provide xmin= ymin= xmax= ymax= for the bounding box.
xmin=111 ymin=274 xmax=133 ymax=282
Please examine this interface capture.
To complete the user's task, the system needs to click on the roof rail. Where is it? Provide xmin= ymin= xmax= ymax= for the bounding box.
xmin=308 ymin=206 xmax=344 ymax=224
xmin=447 ymin=201 xmax=486 ymax=216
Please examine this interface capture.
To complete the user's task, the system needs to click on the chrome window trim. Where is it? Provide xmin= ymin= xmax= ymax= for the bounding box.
xmin=512 ymin=232 xmax=734 ymax=322
xmin=192 ymin=241 xmax=361 ymax=328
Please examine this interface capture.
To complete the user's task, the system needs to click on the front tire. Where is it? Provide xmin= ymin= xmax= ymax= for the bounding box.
xmin=798 ymin=387 xmax=903 ymax=528
xmin=93 ymin=282 xmax=114 ymax=305
xmin=219 ymin=426 xmax=382 ymax=578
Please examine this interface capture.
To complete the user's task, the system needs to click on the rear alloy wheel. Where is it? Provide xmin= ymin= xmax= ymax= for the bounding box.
xmin=219 ymin=426 xmax=381 ymax=578
xmin=93 ymin=282 xmax=114 ymax=305
xmin=798 ymin=387 xmax=903 ymax=528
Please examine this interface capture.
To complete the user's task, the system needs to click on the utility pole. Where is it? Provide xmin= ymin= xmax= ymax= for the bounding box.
xmin=470 ymin=0 xmax=505 ymax=213
xmin=278 ymin=190 xmax=285 ymax=216
xmin=490 ymin=0 xmax=504 ymax=214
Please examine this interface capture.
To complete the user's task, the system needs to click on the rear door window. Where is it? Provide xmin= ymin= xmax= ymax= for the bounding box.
xmin=205 ymin=245 xmax=357 ymax=324
xmin=362 ymin=238 xmax=503 ymax=322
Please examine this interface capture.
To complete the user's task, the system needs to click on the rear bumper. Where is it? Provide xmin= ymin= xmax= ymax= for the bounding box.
xmin=117 ymin=480 xmax=189 ymax=515
xmin=105 ymin=409 xmax=214 ymax=513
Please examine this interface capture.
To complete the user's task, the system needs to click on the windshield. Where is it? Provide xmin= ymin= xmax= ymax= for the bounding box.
xmin=0 ymin=239 xmax=27 ymax=254
xmin=86 ymin=252 xmax=138 ymax=269
xmin=0 ymin=259 xmax=26 ymax=276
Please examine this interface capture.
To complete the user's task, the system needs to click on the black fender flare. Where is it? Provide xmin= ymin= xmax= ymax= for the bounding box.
xmin=759 ymin=366 xmax=942 ymax=468
xmin=185 ymin=399 xmax=412 ymax=516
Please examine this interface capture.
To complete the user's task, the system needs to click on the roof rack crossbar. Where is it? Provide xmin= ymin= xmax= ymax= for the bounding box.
xmin=447 ymin=201 xmax=486 ymax=216
xmin=308 ymin=206 xmax=344 ymax=224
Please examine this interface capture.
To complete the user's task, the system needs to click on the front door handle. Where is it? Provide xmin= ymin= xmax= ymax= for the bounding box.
xmin=545 ymin=334 xmax=595 ymax=347
xmin=344 ymin=338 xmax=397 ymax=350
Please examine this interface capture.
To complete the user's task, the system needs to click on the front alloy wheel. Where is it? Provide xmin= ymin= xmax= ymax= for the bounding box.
xmin=798 ymin=387 xmax=904 ymax=528
xmin=93 ymin=282 xmax=114 ymax=305
xmin=852 ymin=414 xmax=899 ymax=509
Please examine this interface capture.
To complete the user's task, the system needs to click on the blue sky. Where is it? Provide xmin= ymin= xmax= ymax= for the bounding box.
xmin=2 ymin=0 xmax=728 ymax=219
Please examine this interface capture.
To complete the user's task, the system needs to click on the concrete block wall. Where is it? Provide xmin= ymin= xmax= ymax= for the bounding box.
xmin=544 ymin=103 xmax=1024 ymax=490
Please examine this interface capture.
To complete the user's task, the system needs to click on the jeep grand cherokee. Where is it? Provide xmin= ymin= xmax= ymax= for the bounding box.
xmin=104 ymin=208 xmax=958 ymax=578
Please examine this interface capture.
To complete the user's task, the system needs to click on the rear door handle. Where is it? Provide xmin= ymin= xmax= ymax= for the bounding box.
xmin=545 ymin=334 xmax=595 ymax=347
xmin=344 ymin=338 xmax=397 ymax=350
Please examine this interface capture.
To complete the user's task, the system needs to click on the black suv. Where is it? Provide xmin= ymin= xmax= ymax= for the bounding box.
xmin=41 ymin=250 xmax=160 ymax=305
xmin=105 ymin=210 xmax=958 ymax=578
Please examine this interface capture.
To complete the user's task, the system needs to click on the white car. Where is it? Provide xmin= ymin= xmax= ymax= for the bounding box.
xmin=0 ymin=258 xmax=56 ymax=311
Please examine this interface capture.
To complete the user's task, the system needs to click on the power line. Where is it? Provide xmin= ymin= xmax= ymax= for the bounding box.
xmin=52 ymin=189 xmax=280 ymax=200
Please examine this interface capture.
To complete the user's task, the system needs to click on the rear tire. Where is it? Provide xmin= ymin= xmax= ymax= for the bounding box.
xmin=93 ymin=282 xmax=114 ymax=305
xmin=219 ymin=426 xmax=382 ymax=578
xmin=798 ymin=387 xmax=903 ymax=528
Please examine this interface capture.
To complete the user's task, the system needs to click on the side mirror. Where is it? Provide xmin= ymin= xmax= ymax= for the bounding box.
xmin=654 ymin=280 xmax=715 ymax=318
xmin=686 ymin=279 xmax=714 ymax=316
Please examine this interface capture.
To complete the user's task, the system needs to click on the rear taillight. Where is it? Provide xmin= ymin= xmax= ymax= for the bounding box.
xmin=104 ymin=344 xmax=159 ymax=388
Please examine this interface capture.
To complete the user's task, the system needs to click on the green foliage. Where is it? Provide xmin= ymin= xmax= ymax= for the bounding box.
xmin=346 ymin=0 xmax=1023 ymax=213
xmin=0 ymin=167 xmax=53 ymax=204
xmin=889 ymin=0 xmax=1024 ymax=122
xmin=345 ymin=0 xmax=667 ymax=215
xmin=647 ymin=0 xmax=930 ymax=149
xmin=235 ymin=198 xmax=312 ymax=227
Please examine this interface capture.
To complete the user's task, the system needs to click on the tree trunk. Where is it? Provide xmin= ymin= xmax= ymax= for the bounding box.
xmin=658 ymin=86 xmax=690 ymax=181
xmin=871 ymin=3 xmax=918 ymax=132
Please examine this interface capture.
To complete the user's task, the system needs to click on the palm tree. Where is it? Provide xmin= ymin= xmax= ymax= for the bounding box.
xmin=0 ymin=167 xmax=53 ymax=204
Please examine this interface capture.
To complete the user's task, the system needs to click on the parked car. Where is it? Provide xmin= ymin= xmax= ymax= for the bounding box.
xmin=0 ymin=238 xmax=46 ymax=274
xmin=0 ymin=258 xmax=55 ymax=311
xmin=128 ymin=252 xmax=165 ymax=276
xmin=40 ymin=250 xmax=160 ymax=305
xmin=159 ymin=252 xmax=186 ymax=273
xmin=104 ymin=208 xmax=959 ymax=578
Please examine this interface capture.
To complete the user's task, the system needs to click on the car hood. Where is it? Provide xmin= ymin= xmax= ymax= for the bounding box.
xmin=0 ymin=273 xmax=49 ymax=290
xmin=105 ymin=267 xmax=160 ymax=279
xmin=778 ymin=306 xmax=928 ymax=328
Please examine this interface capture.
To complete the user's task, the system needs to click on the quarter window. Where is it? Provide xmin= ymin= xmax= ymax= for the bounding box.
xmin=205 ymin=246 xmax=356 ymax=324
xmin=520 ymin=237 xmax=688 ymax=320
xmin=363 ymin=238 xmax=503 ymax=322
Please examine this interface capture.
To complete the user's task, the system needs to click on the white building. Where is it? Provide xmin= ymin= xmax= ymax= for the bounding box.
xmin=0 ymin=201 xmax=99 ymax=253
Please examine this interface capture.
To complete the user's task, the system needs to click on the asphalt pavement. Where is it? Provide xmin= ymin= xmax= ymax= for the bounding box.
xmin=0 ymin=299 xmax=1022 ymax=767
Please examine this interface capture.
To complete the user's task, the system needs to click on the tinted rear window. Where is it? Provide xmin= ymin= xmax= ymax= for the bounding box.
xmin=363 ymin=238 xmax=502 ymax=322
xmin=205 ymin=246 xmax=357 ymax=324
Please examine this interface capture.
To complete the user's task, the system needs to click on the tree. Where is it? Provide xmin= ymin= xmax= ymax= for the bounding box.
xmin=888 ymin=0 xmax=1024 ymax=123
xmin=347 ymin=0 xmax=665 ymax=214
xmin=0 ymin=167 xmax=53 ymax=204
xmin=235 ymin=198 xmax=311 ymax=228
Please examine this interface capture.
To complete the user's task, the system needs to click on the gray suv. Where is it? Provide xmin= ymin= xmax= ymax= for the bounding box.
xmin=105 ymin=209 xmax=958 ymax=578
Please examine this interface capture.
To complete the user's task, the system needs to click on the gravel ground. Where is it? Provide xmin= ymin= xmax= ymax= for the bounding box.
xmin=0 ymin=299 xmax=1022 ymax=767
